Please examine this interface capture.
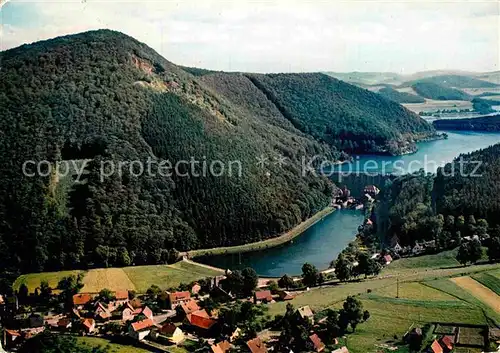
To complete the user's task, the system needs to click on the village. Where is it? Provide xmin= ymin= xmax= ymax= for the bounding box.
xmin=0 ymin=268 xmax=357 ymax=353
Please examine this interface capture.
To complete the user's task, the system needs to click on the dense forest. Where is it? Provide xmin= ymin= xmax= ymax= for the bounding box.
xmin=0 ymin=29 xmax=438 ymax=284
xmin=433 ymin=114 xmax=500 ymax=131
xmin=377 ymin=86 xmax=425 ymax=104
xmin=0 ymin=30 xmax=338 ymax=281
xmin=240 ymin=73 xmax=436 ymax=155
xmin=411 ymin=82 xmax=471 ymax=101
xmin=377 ymin=143 xmax=500 ymax=247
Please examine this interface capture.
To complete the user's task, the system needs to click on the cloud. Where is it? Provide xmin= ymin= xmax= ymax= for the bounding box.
xmin=0 ymin=0 xmax=498 ymax=73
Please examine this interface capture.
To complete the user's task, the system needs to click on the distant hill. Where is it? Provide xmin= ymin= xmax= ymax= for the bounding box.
xmin=244 ymin=73 xmax=436 ymax=155
xmin=377 ymin=86 xmax=425 ymax=104
xmin=411 ymin=82 xmax=471 ymax=101
xmin=433 ymin=114 xmax=500 ymax=131
xmin=0 ymin=29 xmax=436 ymax=276
xmin=402 ymin=75 xmax=498 ymax=89
xmin=323 ymin=72 xmax=404 ymax=86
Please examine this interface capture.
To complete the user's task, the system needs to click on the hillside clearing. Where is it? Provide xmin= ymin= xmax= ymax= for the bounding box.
xmin=13 ymin=270 xmax=82 ymax=293
xmin=451 ymin=276 xmax=500 ymax=313
xmin=81 ymin=268 xmax=136 ymax=293
xmin=13 ymin=260 xmax=224 ymax=294
xmin=76 ymin=337 xmax=152 ymax=353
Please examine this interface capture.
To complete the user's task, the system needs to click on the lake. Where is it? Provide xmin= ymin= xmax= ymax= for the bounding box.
xmin=198 ymin=209 xmax=365 ymax=277
xmin=332 ymin=130 xmax=500 ymax=175
xmin=198 ymin=130 xmax=500 ymax=277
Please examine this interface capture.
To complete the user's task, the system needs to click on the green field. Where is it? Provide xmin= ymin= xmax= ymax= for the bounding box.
xmin=77 ymin=337 xmax=152 ymax=353
xmin=123 ymin=260 xmax=223 ymax=292
xmin=267 ymin=251 xmax=500 ymax=353
xmin=472 ymin=272 xmax=500 ymax=295
xmin=13 ymin=260 xmax=223 ymax=294
xmin=13 ymin=270 xmax=82 ymax=293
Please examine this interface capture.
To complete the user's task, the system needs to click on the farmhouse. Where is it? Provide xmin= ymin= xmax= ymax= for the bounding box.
xmin=114 ymin=290 xmax=129 ymax=304
xmin=254 ymin=290 xmax=273 ymax=304
xmin=129 ymin=318 xmax=155 ymax=341
xmin=169 ymin=291 xmax=191 ymax=309
xmin=309 ymin=333 xmax=325 ymax=352
xmin=82 ymin=318 xmax=95 ymax=334
xmin=246 ymin=337 xmax=267 ymax=353
xmin=296 ymin=305 xmax=314 ymax=324
xmin=211 ymin=340 xmax=231 ymax=353
xmin=154 ymin=322 xmax=186 ymax=344
xmin=73 ymin=293 xmax=93 ymax=309
xmin=428 ymin=340 xmax=443 ymax=353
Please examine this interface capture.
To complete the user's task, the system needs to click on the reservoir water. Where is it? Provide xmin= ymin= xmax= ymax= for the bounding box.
xmin=199 ymin=209 xmax=365 ymax=277
xmin=199 ymin=130 xmax=500 ymax=277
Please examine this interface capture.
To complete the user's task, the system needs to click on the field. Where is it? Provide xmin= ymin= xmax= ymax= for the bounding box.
xmin=472 ymin=272 xmax=500 ymax=295
xmin=451 ymin=276 xmax=500 ymax=313
xmin=123 ymin=260 xmax=224 ymax=293
xmin=268 ymin=252 xmax=500 ymax=353
xmin=76 ymin=337 xmax=152 ymax=353
xmin=13 ymin=270 xmax=82 ymax=294
xmin=402 ymin=99 xmax=473 ymax=113
xmin=13 ymin=260 xmax=223 ymax=294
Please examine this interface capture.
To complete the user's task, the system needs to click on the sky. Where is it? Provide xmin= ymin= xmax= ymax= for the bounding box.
xmin=0 ymin=0 xmax=498 ymax=74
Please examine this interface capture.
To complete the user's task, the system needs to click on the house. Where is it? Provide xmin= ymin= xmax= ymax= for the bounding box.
xmin=155 ymin=322 xmax=185 ymax=344
xmin=57 ymin=318 xmax=72 ymax=330
xmin=186 ymin=310 xmax=217 ymax=334
xmin=180 ymin=299 xmax=201 ymax=316
xmin=191 ymin=283 xmax=202 ymax=295
xmin=246 ymin=337 xmax=267 ymax=353
xmin=309 ymin=334 xmax=325 ymax=352
xmin=21 ymin=326 xmax=44 ymax=339
xmin=383 ymin=255 xmax=393 ymax=265
xmin=169 ymin=291 xmax=191 ymax=309
xmin=82 ymin=318 xmax=95 ymax=334
xmin=254 ymin=290 xmax=273 ymax=304
xmin=29 ymin=314 xmax=44 ymax=328
xmin=331 ymin=347 xmax=349 ymax=353
xmin=94 ymin=302 xmax=111 ymax=321
xmin=393 ymin=242 xmax=403 ymax=253
xmin=364 ymin=185 xmax=380 ymax=196
xmin=211 ymin=340 xmax=231 ymax=353
xmin=278 ymin=291 xmax=295 ymax=301
xmin=129 ymin=318 xmax=155 ymax=341
xmin=296 ymin=306 xmax=314 ymax=324
xmin=428 ymin=340 xmax=443 ymax=353
xmin=439 ymin=335 xmax=454 ymax=353
xmin=141 ymin=306 xmax=154 ymax=320
xmin=412 ymin=243 xmax=424 ymax=255
xmin=73 ymin=293 xmax=93 ymax=309
xmin=114 ymin=291 xmax=129 ymax=304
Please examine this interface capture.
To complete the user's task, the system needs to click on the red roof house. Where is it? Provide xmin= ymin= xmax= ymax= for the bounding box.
xmin=254 ymin=290 xmax=273 ymax=303
xmin=73 ymin=293 xmax=93 ymax=307
xmin=309 ymin=334 xmax=325 ymax=352
xmin=187 ymin=310 xmax=217 ymax=331
xmin=169 ymin=291 xmax=191 ymax=309
xmin=82 ymin=318 xmax=95 ymax=333
xmin=429 ymin=340 xmax=443 ymax=353
xmin=246 ymin=337 xmax=267 ymax=353
xmin=439 ymin=335 xmax=454 ymax=352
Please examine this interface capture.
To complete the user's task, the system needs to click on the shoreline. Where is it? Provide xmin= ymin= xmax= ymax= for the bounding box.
xmin=181 ymin=206 xmax=335 ymax=259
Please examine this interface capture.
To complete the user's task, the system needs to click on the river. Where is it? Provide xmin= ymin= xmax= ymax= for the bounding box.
xmin=198 ymin=130 xmax=500 ymax=277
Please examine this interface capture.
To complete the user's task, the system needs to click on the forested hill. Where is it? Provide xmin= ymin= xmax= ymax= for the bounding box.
xmin=377 ymin=143 xmax=500 ymax=249
xmin=0 ymin=29 xmax=337 ymax=278
xmin=0 ymin=29 xmax=435 ymax=280
xmin=242 ymin=73 xmax=436 ymax=155
xmin=433 ymin=114 xmax=500 ymax=131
